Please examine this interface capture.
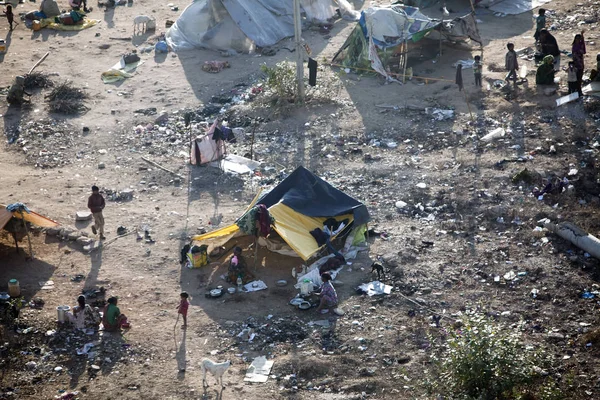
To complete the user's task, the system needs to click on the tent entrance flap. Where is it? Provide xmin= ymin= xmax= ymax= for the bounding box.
xmin=269 ymin=203 xmax=353 ymax=261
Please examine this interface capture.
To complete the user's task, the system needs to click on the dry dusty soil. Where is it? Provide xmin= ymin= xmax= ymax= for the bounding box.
xmin=2 ymin=0 xmax=600 ymax=399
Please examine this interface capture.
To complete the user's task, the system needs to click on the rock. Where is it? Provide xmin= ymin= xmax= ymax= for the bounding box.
xmin=98 ymin=163 xmax=106 ymax=170
xmin=154 ymin=112 xmax=169 ymax=124
xmin=82 ymin=126 xmax=90 ymax=133
xmin=420 ymin=287 xmax=432 ymax=295
xmin=546 ymin=332 xmax=565 ymax=341
xmin=76 ymin=211 xmax=93 ymax=221
xmin=120 ymin=189 xmax=134 ymax=201
xmin=397 ymin=355 xmax=411 ymax=364
xmin=98 ymin=149 xmax=107 ymax=155
xmin=77 ymin=237 xmax=93 ymax=246
xmin=26 ymin=361 xmax=37 ymax=370
xmin=68 ymin=232 xmax=82 ymax=241
xmin=453 ymin=319 xmax=464 ymax=329
xmin=395 ymin=200 xmax=408 ymax=209
xmin=381 ymin=254 xmax=399 ymax=268
xmin=46 ymin=226 xmax=61 ymax=236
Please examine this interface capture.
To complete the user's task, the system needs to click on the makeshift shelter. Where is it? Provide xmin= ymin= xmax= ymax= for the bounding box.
xmin=166 ymin=0 xmax=359 ymax=52
xmin=0 ymin=203 xmax=59 ymax=257
xmin=192 ymin=166 xmax=369 ymax=261
xmin=332 ymin=5 xmax=481 ymax=81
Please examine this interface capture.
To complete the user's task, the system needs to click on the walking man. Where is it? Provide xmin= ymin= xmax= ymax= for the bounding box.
xmin=88 ymin=185 xmax=106 ymax=240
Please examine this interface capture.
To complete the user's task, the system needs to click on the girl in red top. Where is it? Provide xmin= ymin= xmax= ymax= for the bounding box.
xmin=177 ymin=292 xmax=190 ymax=329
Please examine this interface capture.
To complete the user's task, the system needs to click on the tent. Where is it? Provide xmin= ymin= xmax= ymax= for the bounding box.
xmin=166 ymin=0 xmax=359 ymax=53
xmin=192 ymin=166 xmax=370 ymax=261
xmin=332 ymin=5 xmax=481 ymax=80
xmin=0 ymin=203 xmax=59 ymax=257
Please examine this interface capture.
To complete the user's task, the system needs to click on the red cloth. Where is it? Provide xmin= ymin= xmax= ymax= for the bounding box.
xmin=178 ymin=299 xmax=189 ymax=317
xmin=256 ymin=204 xmax=271 ymax=237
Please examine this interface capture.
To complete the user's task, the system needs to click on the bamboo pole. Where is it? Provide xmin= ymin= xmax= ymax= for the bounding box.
xmin=293 ymin=0 xmax=305 ymax=103
xmin=20 ymin=211 xmax=33 ymax=260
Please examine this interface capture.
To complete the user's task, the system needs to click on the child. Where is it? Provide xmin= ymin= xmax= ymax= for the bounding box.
xmin=566 ymin=61 xmax=579 ymax=96
xmin=177 ymin=292 xmax=189 ymax=329
xmin=505 ymin=43 xmax=519 ymax=86
xmin=534 ymin=9 xmax=546 ymax=43
xmin=590 ymin=53 xmax=600 ymax=82
xmin=3 ymin=4 xmax=14 ymax=31
xmin=473 ymin=55 xmax=482 ymax=87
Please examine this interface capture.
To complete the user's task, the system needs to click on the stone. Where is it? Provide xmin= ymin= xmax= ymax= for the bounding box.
xmin=77 ymin=237 xmax=93 ymax=246
xmin=68 ymin=232 xmax=82 ymax=241
xmin=420 ymin=287 xmax=432 ymax=295
xmin=381 ymin=254 xmax=399 ymax=268
xmin=98 ymin=163 xmax=106 ymax=170
xmin=546 ymin=332 xmax=565 ymax=341
xmin=395 ymin=200 xmax=408 ymax=209
xmin=76 ymin=211 xmax=93 ymax=221
xmin=397 ymin=355 xmax=411 ymax=364
xmin=46 ymin=226 xmax=61 ymax=236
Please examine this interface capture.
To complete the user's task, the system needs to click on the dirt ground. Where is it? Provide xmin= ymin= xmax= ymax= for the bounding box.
xmin=2 ymin=0 xmax=600 ymax=398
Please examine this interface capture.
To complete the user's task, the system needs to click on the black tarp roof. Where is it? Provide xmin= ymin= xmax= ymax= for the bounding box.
xmin=258 ymin=166 xmax=370 ymax=225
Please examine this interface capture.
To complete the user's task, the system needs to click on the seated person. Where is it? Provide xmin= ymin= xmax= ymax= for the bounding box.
xmin=26 ymin=0 xmax=60 ymax=20
xmin=227 ymin=246 xmax=255 ymax=284
xmin=71 ymin=295 xmax=101 ymax=330
xmin=536 ymin=55 xmax=556 ymax=85
xmin=69 ymin=0 xmax=89 ymax=12
xmin=102 ymin=297 xmax=129 ymax=332
xmin=315 ymin=272 xmax=338 ymax=314
xmin=590 ymin=53 xmax=600 ymax=82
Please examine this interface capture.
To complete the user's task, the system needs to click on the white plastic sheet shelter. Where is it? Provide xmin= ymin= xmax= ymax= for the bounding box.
xmin=166 ymin=0 xmax=357 ymax=52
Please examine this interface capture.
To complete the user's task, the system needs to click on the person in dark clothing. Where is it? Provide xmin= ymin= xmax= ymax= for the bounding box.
xmin=3 ymin=4 xmax=15 ymax=31
xmin=536 ymin=55 xmax=555 ymax=85
xmin=87 ymin=185 xmax=106 ymax=240
xmin=539 ymin=30 xmax=560 ymax=70
xmin=572 ymin=31 xmax=586 ymax=92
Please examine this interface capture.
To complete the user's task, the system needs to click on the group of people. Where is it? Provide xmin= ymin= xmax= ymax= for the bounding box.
xmin=499 ymin=8 xmax=591 ymax=97
xmin=66 ymin=295 xmax=128 ymax=332
xmin=531 ymin=8 xmax=588 ymax=96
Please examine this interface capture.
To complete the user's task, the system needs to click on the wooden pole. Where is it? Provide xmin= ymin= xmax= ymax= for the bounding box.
xmin=20 ymin=211 xmax=33 ymax=260
xmin=293 ymin=0 xmax=305 ymax=103
xmin=402 ymin=41 xmax=408 ymax=84
xmin=28 ymin=52 xmax=49 ymax=75
xmin=141 ymin=156 xmax=185 ymax=180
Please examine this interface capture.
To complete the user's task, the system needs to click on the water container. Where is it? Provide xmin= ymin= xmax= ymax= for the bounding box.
xmin=56 ymin=305 xmax=71 ymax=323
xmin=32 ymin=20 xmax=42 ymax=31
xmin=300 ymin=279 xmax=313 ymax=296
xmin=8 ymin=279 xmax=20 ymax=297
xmin=236 ymin=276 xmax=243 ymax=292
xmin=0 ymin=40 xmax=6 ymax=53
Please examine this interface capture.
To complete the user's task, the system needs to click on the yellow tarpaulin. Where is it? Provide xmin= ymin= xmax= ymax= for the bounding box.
xmin=42 ymin=18 xmax=100 ymax=31
xmin=269 ymin=203 xmax=353 ymax=261
xmin=0 ymin=204 xmax=59 ymax=230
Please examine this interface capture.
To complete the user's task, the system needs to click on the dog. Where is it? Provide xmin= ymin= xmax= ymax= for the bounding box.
xmin=133 ymin=15 xmax=156 ymax=34
xmin=200 ymin=358 xmax=231 ymax=388
xmin=370 ymin=261 xmax=385 ymax=281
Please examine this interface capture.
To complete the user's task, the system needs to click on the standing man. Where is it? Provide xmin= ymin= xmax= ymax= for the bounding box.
xmin=505 ymin=43 xmax=519 ymax=87
xmin=88 ymin=185 xmax=106 ymax=240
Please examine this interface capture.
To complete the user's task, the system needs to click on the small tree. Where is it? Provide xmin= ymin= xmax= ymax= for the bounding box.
xmin=428 ymin=311 xmax=543 ymax=400
xmin=260 ymin=62 xmax=298 ymax=103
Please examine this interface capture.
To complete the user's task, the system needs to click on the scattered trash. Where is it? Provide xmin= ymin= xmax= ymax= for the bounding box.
xmin=581 ymin=292 xmax=595 ymax=299
xmin=244 ymin=356 xmax=274 ymax=383
xmin=357 ymin=281 xmax=392 ymax=296
xmin=480 ymin=128 xmax=505 ymax=142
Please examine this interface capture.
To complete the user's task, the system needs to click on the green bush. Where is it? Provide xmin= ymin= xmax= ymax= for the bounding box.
xmin=260 ymin=62 xmax=298 ymax=103
xmin=428 ymin=311 xmax=545 ymax=400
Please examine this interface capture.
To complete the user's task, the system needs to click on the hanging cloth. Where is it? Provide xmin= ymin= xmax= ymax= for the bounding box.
xmin=308 ymin=58 xmax=318 ymax=87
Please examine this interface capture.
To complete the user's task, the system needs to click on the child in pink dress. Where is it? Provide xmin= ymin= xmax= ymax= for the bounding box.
xmin=177 ymin=292 xmax=190 ymax=329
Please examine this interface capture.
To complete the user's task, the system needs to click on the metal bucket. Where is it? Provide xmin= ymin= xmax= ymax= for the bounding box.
xmin=56 ymin=305 xmax=71 ymax=323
